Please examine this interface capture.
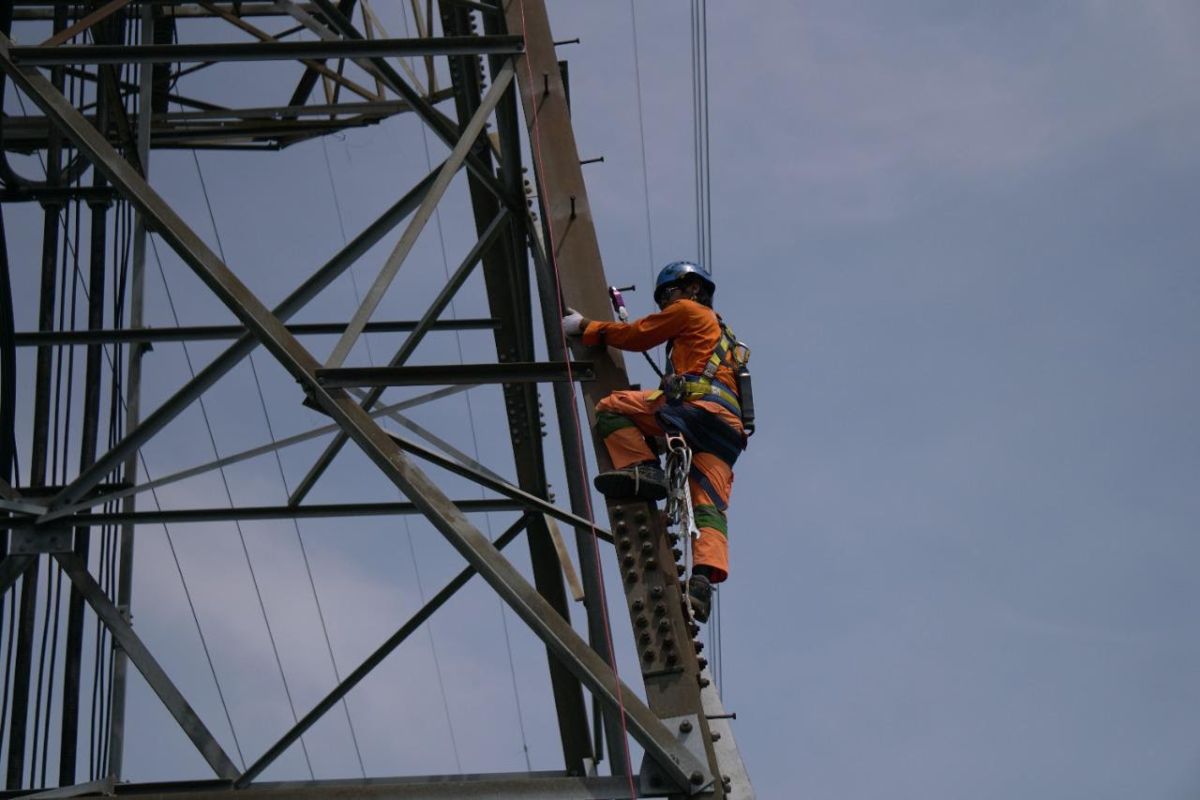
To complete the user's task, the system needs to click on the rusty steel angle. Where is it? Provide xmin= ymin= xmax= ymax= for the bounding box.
xmin=0 ymin=39 xmax=707 ymax=792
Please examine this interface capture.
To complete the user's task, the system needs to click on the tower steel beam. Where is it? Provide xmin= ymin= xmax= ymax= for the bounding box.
xmin=8 ymin=36 xmax=524 ymax=65
xmin=12 ymin=318 xmax=499 ymax=347
xmin=505 ymin=0 xmax=747 ymax=794
xmin=0 ymin=34 xmax=710 ymax=791
xmin=439 ymin=2 xmax=595 ymax=772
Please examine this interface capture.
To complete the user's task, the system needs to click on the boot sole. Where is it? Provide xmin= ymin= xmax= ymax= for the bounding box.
xmin=593 ymin=471 xmax=668 ymax=501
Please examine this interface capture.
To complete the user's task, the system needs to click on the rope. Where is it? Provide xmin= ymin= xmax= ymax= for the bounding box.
xmin=515 ymin=1 xmax=637 ymax=793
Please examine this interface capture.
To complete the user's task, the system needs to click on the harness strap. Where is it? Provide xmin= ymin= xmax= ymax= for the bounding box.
xmin=689 ymin=465 xmax=729 ymax=512
xmin=702 ymin=321 xmax=738 ymax=380
xmin=680 ymin=374 xmax=741 ymax=416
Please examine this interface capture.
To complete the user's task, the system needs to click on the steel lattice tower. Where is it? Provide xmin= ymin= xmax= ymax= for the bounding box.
xmin=0 ymin=2 xmax=753 ymax=797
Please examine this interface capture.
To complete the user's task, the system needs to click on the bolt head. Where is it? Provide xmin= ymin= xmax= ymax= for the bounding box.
xmin=690 ymin=770 xmax=704 ymax=785
xmin=679 ymin=720 xmax=693 ymax=733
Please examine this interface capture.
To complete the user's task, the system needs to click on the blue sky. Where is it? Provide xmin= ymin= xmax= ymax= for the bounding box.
xmin=5 ymin=1 xmax=1200 ymax=797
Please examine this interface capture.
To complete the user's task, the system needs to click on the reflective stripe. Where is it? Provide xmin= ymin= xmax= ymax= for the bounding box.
xmin=681 ymin=375 xmax=741 ymax=416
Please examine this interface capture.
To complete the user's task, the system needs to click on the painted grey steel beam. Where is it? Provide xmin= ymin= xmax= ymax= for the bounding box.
xmin=15 ymin=499 xmax=526 ymax=529
xmin=315 ymin=361 xmax=595 ymax=388
xmin=109 ymin=2 xmax=156 ymax=777
xmin=439 ymin=4 xmax=594 ymax=771
xmin=39 ymin=386 xmax=471 ymax=522
xmin=53 ymin=553 xmax=239 ymax=780
xmin=11 ymin=3 xmax=311 ymax=19
xmin=13 ymin=318 xmax=498 ymax=346
xmin=381 ymin=429 xmax=612 ymax=543
xmin=236 ymin=515 xmax=530 ymax=786
xmin=45 ymin=158 xmax=444 ymax=511
xmin=0 ymin=554 xmax=34 ymax=597
xmin=9 ymin=36 xmax=524 ymax=65
xmin=289 ymin=210 xmax=509 ymax=505
xmin=0 ymin=40 xmax=706 ymax=790
xmin=297 ymin=0 xmax=517 ymax=214
xmin=109 ymin=772 xmax=642 ymax=799
xmin=325 ymin=61 xmax=515 ymax=368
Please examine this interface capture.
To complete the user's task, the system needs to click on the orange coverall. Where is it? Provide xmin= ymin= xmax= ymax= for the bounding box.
xmin=583 ymin=298 xmax=745 ymax=582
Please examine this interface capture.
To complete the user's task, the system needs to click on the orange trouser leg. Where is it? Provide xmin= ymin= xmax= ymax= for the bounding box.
xmin=594 ymin=390 xmax=665 ymax=469
xmin=595 ymin=392 xmax=736 ymax=582
xmin=689 ymin=452 xmax=734 ymax=583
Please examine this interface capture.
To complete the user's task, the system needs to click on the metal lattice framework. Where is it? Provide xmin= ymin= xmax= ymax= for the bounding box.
xmin=0 ymin=2 xmax=752 ymax=797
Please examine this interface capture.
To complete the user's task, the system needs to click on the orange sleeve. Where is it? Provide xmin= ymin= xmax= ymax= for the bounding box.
xmin=582 ymin=302 xmax=691 ymax=352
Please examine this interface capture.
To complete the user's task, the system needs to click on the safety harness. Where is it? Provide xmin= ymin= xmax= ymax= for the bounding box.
xmin=659 ymin=318 xmax=752 ymax=426
xmin=653 ymin=315 xmax=755 ymax=513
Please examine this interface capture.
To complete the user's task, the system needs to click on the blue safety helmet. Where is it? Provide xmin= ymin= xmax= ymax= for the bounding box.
xmin=653 ymin=260 xmax=715 ymax=305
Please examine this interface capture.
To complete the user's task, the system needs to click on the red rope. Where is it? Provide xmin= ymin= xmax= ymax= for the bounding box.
xmin=515 ymin=2 xmax=638 ymax=795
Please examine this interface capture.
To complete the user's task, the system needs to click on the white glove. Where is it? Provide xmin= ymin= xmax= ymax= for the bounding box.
xmin=562 ymin=308 xmax=586 ymax=336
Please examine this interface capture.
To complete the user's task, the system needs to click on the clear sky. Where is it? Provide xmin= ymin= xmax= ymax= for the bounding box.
xmin=5 ymin=2 xmax=1200 ymax=798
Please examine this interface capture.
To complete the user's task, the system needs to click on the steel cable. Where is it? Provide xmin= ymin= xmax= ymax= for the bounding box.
xmin=173 ymin=156 xmax=316 ymax=779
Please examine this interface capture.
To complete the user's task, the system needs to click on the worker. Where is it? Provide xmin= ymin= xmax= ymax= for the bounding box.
xmin=561 ymin=261 xmax=751 ymax=622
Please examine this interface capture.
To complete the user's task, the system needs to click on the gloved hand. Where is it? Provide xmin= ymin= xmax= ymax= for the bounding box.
xmin=561 ymin=307 xmax=587 ymax=336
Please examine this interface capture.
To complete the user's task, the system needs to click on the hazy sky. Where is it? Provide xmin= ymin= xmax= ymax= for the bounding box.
xmin=5 ymin=2 xmax=1200 ymax=798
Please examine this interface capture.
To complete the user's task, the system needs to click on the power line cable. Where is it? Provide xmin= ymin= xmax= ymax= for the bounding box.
xmin=629 ymin=0 xmax=656 ymax=278
xmin=182 ymin=153 xmax=315 ymax=779
xmin=244 ymin=353 xmax=368 ymax=778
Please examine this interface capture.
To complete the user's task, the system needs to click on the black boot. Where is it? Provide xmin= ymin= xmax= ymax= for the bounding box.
xmin=593 ymin=463 xmax=668 ymax=501
xmin=687 ymin=573 xmax=712 ymax=623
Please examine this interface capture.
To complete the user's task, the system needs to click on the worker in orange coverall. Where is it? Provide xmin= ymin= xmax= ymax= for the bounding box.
xmin=561 ymin=261 xmax=751 ymax=622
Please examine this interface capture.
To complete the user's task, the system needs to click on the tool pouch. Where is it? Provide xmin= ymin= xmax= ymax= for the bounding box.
xmin=662 ymin=373 xmax=687 ymax=403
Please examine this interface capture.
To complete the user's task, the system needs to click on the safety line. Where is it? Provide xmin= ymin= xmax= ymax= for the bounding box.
xmin=515 ymin=2 xmax=638 ymax=795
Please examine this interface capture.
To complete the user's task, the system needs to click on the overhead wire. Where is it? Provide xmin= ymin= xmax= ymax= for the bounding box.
xmin=183 ymin=151 xmax=315 ymax=779
xmin=628 ymin=0 xmax=664 ymax=373
xmin=690 ymin=0 xmax=723 ymax=690
xmin=317 ymin=26 xmax=465 ymax=767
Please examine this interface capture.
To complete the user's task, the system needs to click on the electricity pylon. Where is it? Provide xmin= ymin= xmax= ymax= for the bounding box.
xmin=0 ymin=2 xmax=753 ymax=797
